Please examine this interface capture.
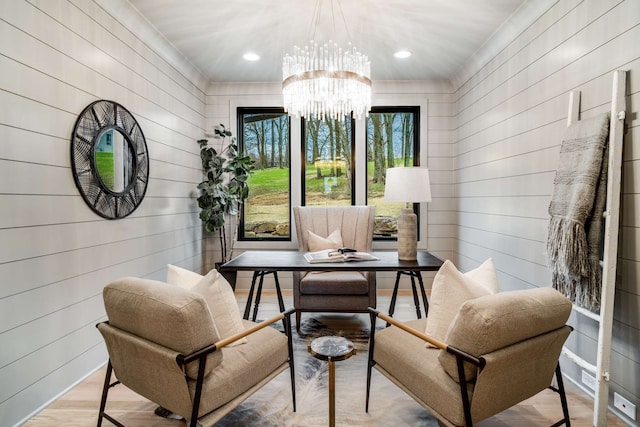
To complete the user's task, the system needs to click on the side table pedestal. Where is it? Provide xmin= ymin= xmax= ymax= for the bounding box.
xmin=308 ymin=336 xmax=355 ymax=427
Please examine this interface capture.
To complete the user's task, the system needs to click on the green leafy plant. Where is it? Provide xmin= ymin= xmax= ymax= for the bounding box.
xmin=197 ymin=124 xmax=255 ymax=263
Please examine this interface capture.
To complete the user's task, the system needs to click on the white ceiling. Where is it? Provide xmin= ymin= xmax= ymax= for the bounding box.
xmin=128 ymin=0 xmax=527 ymax=83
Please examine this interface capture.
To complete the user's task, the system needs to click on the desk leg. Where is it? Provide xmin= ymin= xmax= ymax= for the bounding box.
xmin=273 ymin=272 xmax=285 ymax=313
xmin=243 ymin=271 xmax=259 ymax=320
xmin=252 ymin=272 xmax=266 ymax=322
xmin=409 ymin=273 xmax=421 ymax=319
xmin=387 ymin=272 xmax=402 ymax=327
xmin=328 ymin=357 xmax=335 ymax=427
xmin=416 ymin=272 xmax=429 ymax=317
xmin=388 ymin=272 xmax=401 ymax=318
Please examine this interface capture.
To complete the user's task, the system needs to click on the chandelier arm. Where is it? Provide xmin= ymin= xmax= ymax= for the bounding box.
xmin=336 ymin=0 xmax=352 ymax=43
xmin=310 ymin=0 xmax=322 ymax=42
xmin=330 ymin=0 xmax=336 ymax=36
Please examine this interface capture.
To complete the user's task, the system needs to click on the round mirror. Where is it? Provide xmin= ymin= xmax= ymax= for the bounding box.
xmin=70 ymin=100 xmax=149 ymax=219
xmin=94 ymin=128 xmax=135 ymax=194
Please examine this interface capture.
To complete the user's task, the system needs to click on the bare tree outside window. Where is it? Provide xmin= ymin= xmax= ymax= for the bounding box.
xmin=238 ymin=108 xmax=291 ymax=240
xmin=366 ymin=107 xmax=420 ymax=239
xmin=303 ymin=115 xmax=355 ymax=206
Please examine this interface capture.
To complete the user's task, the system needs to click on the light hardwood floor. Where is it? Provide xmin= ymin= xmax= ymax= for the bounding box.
xmin=24 ymin=291 xmax=629 ymax=427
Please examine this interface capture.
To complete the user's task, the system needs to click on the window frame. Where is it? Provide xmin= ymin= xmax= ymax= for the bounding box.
xmin=300 ymin=114 xmax=356 ymax=206
xmin=365 ymin=106 xmax=421 ymax=241
xmin=237 ymin=107 xmax=292 ymax=242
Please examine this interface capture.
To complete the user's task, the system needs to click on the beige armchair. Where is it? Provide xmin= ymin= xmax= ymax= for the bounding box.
xmin=96 ymin=277 xmax=295 ymax=427
xmin=366 ymin=287 xmax=572 ymax=427
xmin=293 ymin=205 xmax=376 ymax=330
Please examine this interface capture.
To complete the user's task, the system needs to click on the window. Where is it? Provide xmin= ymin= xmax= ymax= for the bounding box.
xmin=302 ymin=115 xmax=355 ymax=206
xmin=236 ymin=106 xmax=420 ymax=243
xmin=237 ymin=108 xmax=290 ymax=240
xmin=366 ymin=107 xmax=420 ymax=240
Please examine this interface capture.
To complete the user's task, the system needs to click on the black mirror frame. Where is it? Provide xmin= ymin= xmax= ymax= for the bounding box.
xmin=70 ymin=100 xmax=149 ymax=219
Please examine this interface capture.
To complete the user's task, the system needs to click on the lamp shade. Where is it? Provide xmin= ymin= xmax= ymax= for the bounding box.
xmin=384 ymin=167 xmax=432 ymax=203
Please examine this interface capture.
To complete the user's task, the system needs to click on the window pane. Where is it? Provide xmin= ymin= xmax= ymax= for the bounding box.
xmin=238 ymin=109 xmax=290 ymax=239
xmin=303 ymin=115 xmax=354 ymax=206
xmin=366 ymin=108 xmax=419 ymax=239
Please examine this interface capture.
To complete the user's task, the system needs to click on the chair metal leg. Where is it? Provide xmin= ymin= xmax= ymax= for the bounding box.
xmin=188 ymin=352 xmax=209 ymax=427
xmin=283 ymin=310 xmax=297 ymax=412
xmin=456 ymin=358 xmax=474 ymax=427
xmin=97 ymin=361 xmax=125 ymax=427
xmin=97 ymin=361 xmax=111 ymax=427
xmin=366 ymin=309 xmax=377 ymax=413
xmin=549 ymin=363 xmax=571 ymax=427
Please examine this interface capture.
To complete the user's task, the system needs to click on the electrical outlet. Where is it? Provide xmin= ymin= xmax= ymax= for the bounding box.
xmin=614 ymin=392 xmax=636 ymax=420
xmin=581 ymin=370 xmax=596 ymax=391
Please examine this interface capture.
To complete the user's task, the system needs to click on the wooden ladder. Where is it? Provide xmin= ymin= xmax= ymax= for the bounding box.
xmin=560 ymin=70 xmax=627 ymax=426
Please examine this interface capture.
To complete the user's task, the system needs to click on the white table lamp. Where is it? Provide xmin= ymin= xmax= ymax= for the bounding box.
xmin=384 ymin=167 xmax=432 ymax=260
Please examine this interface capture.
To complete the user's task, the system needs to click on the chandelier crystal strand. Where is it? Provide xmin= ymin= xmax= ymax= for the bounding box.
xmin=283 ymin=38 xmax=371 ymax=120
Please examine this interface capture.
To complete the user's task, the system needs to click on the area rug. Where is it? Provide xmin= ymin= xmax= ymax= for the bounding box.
xmin=215 ymin=314 xmax=439 ymax=426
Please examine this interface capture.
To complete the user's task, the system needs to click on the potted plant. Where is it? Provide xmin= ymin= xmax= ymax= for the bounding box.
xmin=197 ymin=124 xmax=255 ymax=267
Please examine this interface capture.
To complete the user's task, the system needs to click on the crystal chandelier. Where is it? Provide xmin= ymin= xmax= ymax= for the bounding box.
xmin=282 ymin=1 xmax=371 ymax=120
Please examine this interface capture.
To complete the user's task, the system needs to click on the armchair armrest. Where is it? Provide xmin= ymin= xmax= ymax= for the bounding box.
xmin=217 ymin=307 xmax=295 ymax=348
xmin=372 ymin=308 xmax=447 ymax=349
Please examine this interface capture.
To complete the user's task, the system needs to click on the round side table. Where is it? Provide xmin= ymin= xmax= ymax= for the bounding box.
xmin=308 ymin=336 xmax=356 ymax=427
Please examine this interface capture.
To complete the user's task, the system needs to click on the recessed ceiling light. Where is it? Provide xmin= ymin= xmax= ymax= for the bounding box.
xmin=243 ymin=53 xmax=260 ymax=61
xmin=394 ymin=50 xmax=412 ymax=59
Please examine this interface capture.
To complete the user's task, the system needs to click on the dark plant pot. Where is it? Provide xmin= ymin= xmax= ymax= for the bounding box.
xmin=215 ymin=262 xmax=237 ymax=290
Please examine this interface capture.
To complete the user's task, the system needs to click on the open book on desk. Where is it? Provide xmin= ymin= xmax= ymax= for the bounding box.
xmin=304 ymin=249 xmax=380 ymax=264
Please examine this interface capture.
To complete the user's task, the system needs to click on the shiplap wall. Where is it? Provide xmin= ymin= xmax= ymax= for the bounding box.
xmin=451 ymin=0 xmax=639 ymax=422
xmin=205 ymin=80 xmax=456 ymax=291
xmin=3 ymin=0 xmax=638 ymax=425
xmin=0 ymin=0 xmax=206 ymax=425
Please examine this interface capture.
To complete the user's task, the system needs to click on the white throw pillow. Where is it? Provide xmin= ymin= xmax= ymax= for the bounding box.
xmin=166 ymin=265 xmax=247 ymax=346
xmin=166 ymin=264 xmax=204 ymax=290
xmin=424 ymin=259 xmax=499 ymax=347
xmin=307 ymin=229 xmax=343 ymax=252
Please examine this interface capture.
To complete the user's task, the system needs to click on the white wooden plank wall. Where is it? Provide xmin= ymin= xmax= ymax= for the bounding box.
xmin=451 ymin=0 xmax=639 ymax=422
xmin=3 ymin=0 xmax=638 ymax=425
xmin=205 ymin=80 xmax=457 ymax=290
xmin=0 ymin=1 xmax=207 ymax=425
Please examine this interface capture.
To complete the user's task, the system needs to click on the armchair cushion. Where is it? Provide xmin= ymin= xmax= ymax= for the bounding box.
xmin=167 ymin=265 xmax=247 ymax=347
xmin=373 ymin=319 xmax=470 ymax=426
xmin=299 ymin=271 xmax=369 ymax=295
xmin=103 ymin=277 xmax=223 ymax=379
xmin=191 ymin=319 xmax=289 ymax=417
xmin=439 ymin=287 xmax=572 ymax=382
xmin=425 ymin=259 xmax=498 ymax=346
xmin=307 ymin=229 xmax=343 ymax=251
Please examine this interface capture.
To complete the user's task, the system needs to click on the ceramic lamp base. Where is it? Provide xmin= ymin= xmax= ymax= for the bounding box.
xmin=397 ymin=208 xmax=417 ymax=260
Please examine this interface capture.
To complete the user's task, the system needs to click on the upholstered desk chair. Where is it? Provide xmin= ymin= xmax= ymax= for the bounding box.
xmin=293 ymin=205 xmax=376 ymax=331
xmin=96 ymin=277 xmax=296 ymax=427
xmin=366 ymin=287 xmax=573 ymax=427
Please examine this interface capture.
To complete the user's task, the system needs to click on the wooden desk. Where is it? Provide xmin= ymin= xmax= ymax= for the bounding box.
xmin=220 ymin=250 xmax=444 ymax=320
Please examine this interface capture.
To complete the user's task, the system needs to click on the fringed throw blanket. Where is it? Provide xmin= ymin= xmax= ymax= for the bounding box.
xmin=547 ymin=113 xmax=610 ymax=310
